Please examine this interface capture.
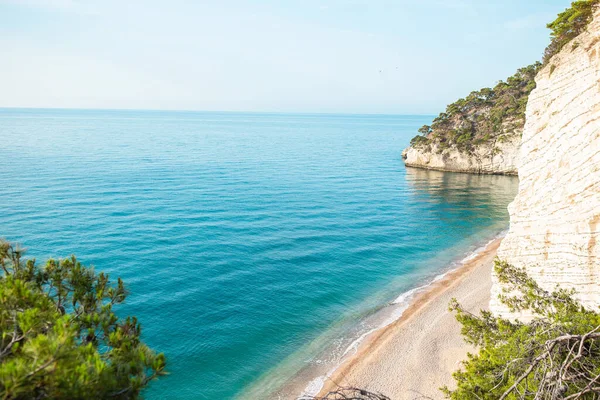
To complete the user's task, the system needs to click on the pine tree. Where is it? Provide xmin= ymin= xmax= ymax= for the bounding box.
xmin=0 ymin=241 xmax=166 ymax=399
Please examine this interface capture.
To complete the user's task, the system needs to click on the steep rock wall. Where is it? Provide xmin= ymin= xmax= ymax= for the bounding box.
xmin=491 ymin=9 xmax=600 ymax=315
xmin=402 ymin=135 xmax=520 ymax=175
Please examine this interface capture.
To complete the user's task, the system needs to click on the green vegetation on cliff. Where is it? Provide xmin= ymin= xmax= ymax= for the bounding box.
xmin=0 ymin=241 xmax=166 ymax=399
xmin=410 ymin=63 xmax=540 ymax=154
xmin=409 ymin=0 xmax=599 ymax=156
xmin=545 ymin=0 xmax=600 ymax=63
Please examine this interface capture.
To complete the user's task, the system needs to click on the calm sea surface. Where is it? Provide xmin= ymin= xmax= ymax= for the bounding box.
xmin=0 ymin=109 xmax=518 ymax=399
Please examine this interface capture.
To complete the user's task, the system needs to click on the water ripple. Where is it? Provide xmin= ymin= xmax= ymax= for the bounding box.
xmin=0 ymin=109 xmax=518 ymax=399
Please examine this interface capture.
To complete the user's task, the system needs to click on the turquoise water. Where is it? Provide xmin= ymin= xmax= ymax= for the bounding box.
xmin=0 ymin=109 xmax=518 ymax=399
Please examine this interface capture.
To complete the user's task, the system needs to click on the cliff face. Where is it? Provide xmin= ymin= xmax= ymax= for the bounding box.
xmin=491 ymin=8 xmax=600 ymax=315
xmin=402 ymin=135 xmax=520 ymax=175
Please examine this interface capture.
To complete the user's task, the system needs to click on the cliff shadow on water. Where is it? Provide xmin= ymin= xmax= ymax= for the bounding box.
xmin=404 ymin=167 xmax=520 ymax=214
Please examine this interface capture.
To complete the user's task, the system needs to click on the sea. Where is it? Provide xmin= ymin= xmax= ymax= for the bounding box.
xmin=0 ymin=109 xmax=518 ymax=399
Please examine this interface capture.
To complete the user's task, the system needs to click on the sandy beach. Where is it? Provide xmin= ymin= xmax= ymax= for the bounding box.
xmin=316 ymin=238 xmax=501 ymax=400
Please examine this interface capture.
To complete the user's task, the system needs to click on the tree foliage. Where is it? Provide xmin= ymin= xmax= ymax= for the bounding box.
xmin=0 ymin=241 xmax=166 ymax=399
xmin=544 ymin=0 xmax=600 ymax=63
xmin=444 ymin=260 xmax=600 ymax=400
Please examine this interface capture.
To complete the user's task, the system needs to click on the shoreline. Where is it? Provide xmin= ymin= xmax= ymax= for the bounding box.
xmin=312 ymin=237 xmax=502 ymax=399
xmin=404 ymin=163 xmax=519 ymax=176
xmin=238 ymin=232 xmax=507 ymax=400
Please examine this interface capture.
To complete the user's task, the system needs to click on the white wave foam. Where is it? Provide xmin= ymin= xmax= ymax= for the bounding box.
xmin=392 ymin=284 xmax=427 ymax=304
xmin=300 ymin=376 xmax=326 ymax=398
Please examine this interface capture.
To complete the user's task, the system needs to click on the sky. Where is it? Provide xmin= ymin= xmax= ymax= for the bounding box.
xmin=1 ymin=0 xmax=573 ymax=114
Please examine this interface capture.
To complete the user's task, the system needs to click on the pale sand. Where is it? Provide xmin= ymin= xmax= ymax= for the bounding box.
xmin=317 ymin=238 xmax=500 ymax=400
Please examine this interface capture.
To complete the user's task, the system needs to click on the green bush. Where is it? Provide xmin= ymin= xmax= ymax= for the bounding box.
xmin=444 ymin=260 xmax=600 ymax=399
xmin=410 ymin=135 xmax=431 ymax=148
xmin=0 ymin=241 xmax=166 ymax=399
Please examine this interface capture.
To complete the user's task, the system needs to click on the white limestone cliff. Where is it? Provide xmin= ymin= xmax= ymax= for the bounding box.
xmin=402 ymin=135 xmax=520 ymax=175
xmin=491 ymin=8 xmax=600 ymax=316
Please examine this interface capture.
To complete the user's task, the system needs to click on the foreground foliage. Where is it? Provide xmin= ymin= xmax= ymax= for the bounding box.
xmin=444 ymin=260 xmax=600 ymax=400
xmin=0 ymin=241 xmax=166 ymax=399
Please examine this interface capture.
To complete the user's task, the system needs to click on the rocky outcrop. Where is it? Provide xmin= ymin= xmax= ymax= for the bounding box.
xmin=491 ymin=8 xmax=600 ymax=316
xmin=402 ymin=63 xmax=539 ymax=176
xmin=402 ymin=135 xmax=520 ymax=175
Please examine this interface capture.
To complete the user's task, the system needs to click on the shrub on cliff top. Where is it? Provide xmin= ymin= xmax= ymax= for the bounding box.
xmin=410 ymin=134 xmax=431 ymax=148
xmin=0 ymin=241 xmax=166 ymax=399
xmin=444 ymin=260 xmax=600 ymax=399
xmin=544 ymin=0 xmax=600 ymax=63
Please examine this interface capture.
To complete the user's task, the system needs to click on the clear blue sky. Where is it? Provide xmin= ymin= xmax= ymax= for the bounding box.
xmin=1 ymin=0 xmax=572 ymax=114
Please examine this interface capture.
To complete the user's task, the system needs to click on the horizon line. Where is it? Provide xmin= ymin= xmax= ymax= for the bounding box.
xmin=0 ymin=106 xmax=436 ymax=117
